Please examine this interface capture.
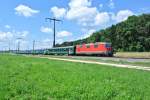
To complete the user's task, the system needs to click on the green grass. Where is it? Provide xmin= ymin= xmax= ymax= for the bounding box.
xmin=0 ymin=54 xmax=150 ymax=100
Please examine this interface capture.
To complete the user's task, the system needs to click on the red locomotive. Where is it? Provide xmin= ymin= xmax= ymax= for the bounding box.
xmin=76 ymin=42 xmax=113 ymax=56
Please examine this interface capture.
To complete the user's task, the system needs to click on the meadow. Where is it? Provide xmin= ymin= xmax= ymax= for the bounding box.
xmin=0 ymin=54 xmax=150 ymax=100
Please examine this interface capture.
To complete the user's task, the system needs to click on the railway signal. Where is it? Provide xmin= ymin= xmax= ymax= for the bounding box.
xmin=45 ymin=17 xmax=62 ymax=48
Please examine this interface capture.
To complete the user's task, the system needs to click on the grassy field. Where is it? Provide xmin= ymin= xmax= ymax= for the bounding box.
xmin=0 ymin=54 xmax=150 ymax=99
xmin=114 ymin=52 xmax=150 ymax=58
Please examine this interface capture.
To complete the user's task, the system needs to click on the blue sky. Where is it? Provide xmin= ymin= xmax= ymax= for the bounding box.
xmin=0 ymin=0 xmax=149 ymax=50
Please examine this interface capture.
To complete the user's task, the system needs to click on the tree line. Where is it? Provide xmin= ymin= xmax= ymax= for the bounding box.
xmin=56 ymin=14 xmax=150 ymax=52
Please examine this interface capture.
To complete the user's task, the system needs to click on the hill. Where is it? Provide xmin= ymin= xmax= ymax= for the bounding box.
xmin=56 ymin=14 xmax=150 ymax=52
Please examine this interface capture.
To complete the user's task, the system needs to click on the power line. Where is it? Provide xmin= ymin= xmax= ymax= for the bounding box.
xmin=45 ymin=17 xmax=62 ymax=48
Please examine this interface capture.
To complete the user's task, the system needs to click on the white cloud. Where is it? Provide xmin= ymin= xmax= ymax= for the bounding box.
xmin=108 ymin=0 xmax=115 ymax=9
xmin=68 ymin=0 xmax=92 ymax=8
xmin=49 ymin=0 xmax=117 ymax=28
xmin=20 ymin=31 xmax=29 ymax=38
xmin=95 ymin=12 xmax=110 ymax=25
xmin=82 ymin=29 xmax=96 ymax=39
xmin=0 ymin=31 xmax=13 ymax=41
xmin=66 ymin=0 xmax=99 ymax=27
xmin=51 ymin=6 xmax=66 ymax=18
xmin=65 ymin=0 xmax=112 ymax=27
xmin=15 ymin=4 xmax=39 ymax=17
xmin=16 ymin=30 xmax=29 ymax=38
xmin=40 ymin=26 xmax=52 ymax=33
xmin=5 ymin=25 xmax=11 ymax=29
xmin=0 ymin=29 xmax=29 ymax=50
xmin=114 ymin=10 xmax=134 ymax=22
xmin=66 ymin=6 xmax=97 ymax=21
xmin=57 ymin=31 xmax=72 ymax=37
xmin=0 ymin=29 xmax=29 ymax=42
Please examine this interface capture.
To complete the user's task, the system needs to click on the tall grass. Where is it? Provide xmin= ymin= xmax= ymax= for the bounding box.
xmin=0 ymin=54 xmax=150 ymax=99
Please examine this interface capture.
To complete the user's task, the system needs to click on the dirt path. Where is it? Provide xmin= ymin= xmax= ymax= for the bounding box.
xmin=29 ymin=55 xmax=150 ymax=71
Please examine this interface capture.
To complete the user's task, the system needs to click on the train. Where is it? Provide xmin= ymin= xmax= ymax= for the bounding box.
xmin=10 ymin=49 xmax=45 ymax=55
xmin=13 ymin=42 xmax=113 ymax=57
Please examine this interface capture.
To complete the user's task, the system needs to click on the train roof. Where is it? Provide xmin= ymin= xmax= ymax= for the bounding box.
xmin=49 ymin=46 xmax=75 ymax=49
xmin=77 ymin=42 xmax=112 ymax=46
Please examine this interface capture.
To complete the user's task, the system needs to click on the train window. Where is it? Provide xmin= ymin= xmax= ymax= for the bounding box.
xmin=94 ymin=44 xmax=98 ymax=48
xmin=86 ymin=45 xmax=90 ymax=48
xmin=105 ymin=44 xmax=111 ymax=48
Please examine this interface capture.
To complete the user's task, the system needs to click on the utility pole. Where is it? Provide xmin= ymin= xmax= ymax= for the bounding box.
xmin=8 ymin=41 xmax=10 ymax=52
xmin=45 ymin=17 xmax=62 ymax=47
xmin=17 ymin=41 xmax=20 ymax=52
xmin=33 ymin=40 xmax=35 ymax=54
xmin=16 ymin=38 xmax=23 ymax=53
